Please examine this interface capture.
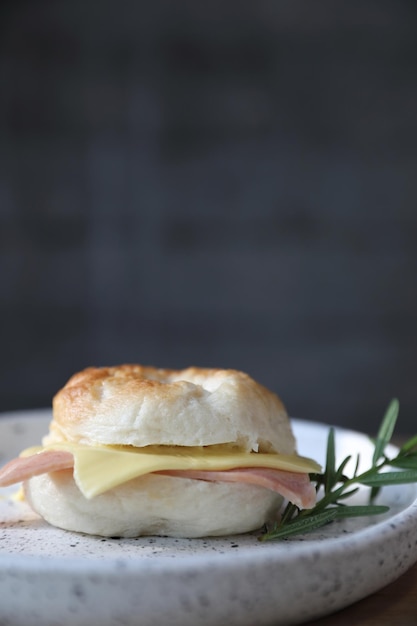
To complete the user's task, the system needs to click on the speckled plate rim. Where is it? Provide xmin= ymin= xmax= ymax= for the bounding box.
xmin=1 ymin=410 xmax=417 ymax=626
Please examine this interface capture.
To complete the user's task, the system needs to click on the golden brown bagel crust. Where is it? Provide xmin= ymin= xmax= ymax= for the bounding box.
xmin=47 ymin=364 xmax=295 ymax=454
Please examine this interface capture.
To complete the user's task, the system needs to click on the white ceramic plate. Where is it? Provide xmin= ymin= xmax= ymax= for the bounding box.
xmin=1 ymin=410 xmax=417 ymax=626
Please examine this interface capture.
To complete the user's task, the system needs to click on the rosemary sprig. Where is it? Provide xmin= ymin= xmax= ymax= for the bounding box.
xmin=260 ymin=398 xmax=417 ymax=541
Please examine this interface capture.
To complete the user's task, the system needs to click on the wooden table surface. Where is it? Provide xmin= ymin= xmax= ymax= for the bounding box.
xmin=308 ymin=435 xmax=417 ymax=625
xmin=308 ymin=560 xmax=417 ymax=625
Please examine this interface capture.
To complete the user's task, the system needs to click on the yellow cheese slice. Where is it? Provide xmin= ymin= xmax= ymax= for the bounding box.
xmin=23 ymin=443 xmax=321 ymax=500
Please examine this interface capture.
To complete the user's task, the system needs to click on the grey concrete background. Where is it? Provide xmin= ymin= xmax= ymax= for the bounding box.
xmin=0 ymin=1 xmax=416 ymax=434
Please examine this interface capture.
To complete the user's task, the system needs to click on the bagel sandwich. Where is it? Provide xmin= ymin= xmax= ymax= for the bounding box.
xmin=0 ymin=364 xmax=320 ymax=538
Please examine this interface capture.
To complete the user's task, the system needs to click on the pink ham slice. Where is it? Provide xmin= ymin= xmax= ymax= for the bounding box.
xmin=0 ymin=450 xmax=74 ymax=487
xmin=0 ymin=450 xmax=315 ymax=509
xmin=158 ymin=468 xmax=316 ymax=509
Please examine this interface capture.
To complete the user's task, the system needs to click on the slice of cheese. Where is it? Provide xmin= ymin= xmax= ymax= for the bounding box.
xmin=22 ymin=443 xmax=321 ymax=499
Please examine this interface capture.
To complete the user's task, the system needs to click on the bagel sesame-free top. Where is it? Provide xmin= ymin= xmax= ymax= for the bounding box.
xmin=47 ymin=364 xmax=296 ymax=454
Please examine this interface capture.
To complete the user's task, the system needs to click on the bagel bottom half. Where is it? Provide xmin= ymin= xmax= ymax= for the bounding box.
xmin=24 ymin=471 xmax=283 ymax=538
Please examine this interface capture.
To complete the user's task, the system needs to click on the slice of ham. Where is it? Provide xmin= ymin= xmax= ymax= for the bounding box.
xmin=0 ymin=450 xmax=74 ymax=487
xmin=158 ymin=468 xmax=316 ymax=509
xmin=0 ymin=450 xmax=315 ymax=509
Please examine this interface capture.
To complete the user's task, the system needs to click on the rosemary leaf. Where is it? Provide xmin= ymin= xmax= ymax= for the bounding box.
xmin=334 ymin=455 xmax=352 ymax=484
xmin=324 ymin=427 xmax=336 ymax=495
xmin=388 ymin=456 xmax=417 ymax=470
xmin=333 ymin=487 xmax=359 ymax=501
xmin=372 ymin=398 xmax=399 ymax=466
xmin=370 ymin=485 xmax=381 ymax=503
xmin=359 ymin=469 xmax=417 ymax=486
xmin=333 ymin=504 xmax=390 ymax=518
xmin=259 ymin=509 xmax=339 ymax=541
xmin=353 ymin=453 xmax=361 ymax=478
xmin=399 ymin=434 xmax=417 ymax=454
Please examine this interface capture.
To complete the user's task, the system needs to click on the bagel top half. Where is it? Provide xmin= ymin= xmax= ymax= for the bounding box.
xmin=46 ymin=364 xmax=296 ymax=454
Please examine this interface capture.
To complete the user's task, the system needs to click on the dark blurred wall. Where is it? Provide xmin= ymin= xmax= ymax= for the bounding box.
xmin=0 ymin=1 xmax=417 ymax=433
